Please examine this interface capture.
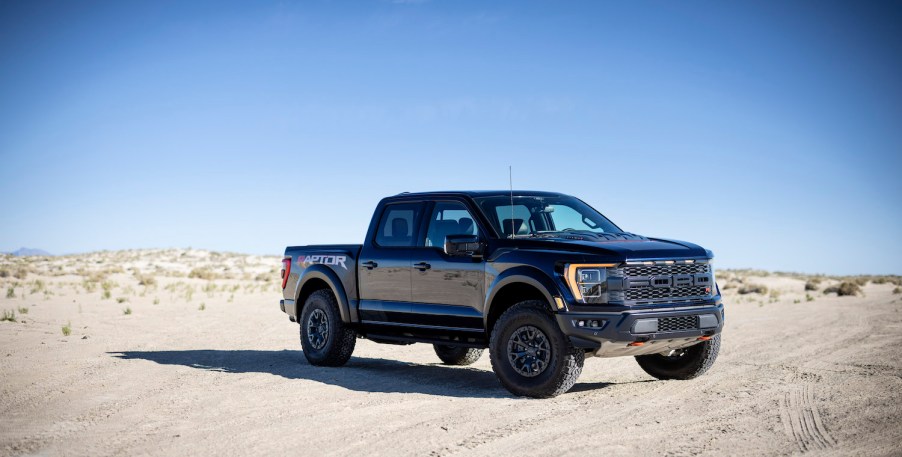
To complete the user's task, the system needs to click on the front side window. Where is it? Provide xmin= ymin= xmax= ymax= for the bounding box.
xmin=423 ymin=202 xmax=479 ymax=248
xmin=375 ymin=203 xmax=422 ymax=247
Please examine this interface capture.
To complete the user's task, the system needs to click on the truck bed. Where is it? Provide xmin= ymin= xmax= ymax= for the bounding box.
xmin=283 ymin=244 xmax=362 ymax=309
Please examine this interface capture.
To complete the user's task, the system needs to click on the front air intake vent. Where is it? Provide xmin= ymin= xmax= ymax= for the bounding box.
xmin=658 ymin=315 xmax=699 ymax=332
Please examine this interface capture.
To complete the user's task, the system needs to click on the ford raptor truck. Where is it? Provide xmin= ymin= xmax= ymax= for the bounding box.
xmin=279 ymin=191 xmax=724 ymax=398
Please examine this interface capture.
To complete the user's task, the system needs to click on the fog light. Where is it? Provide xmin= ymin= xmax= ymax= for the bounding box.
xmin=577 ymin=320 xmax=586 ymax=327
xmin=590 ymin=320 xmax=600 ymax=328
xmin=698 ymin=314 xmax=718 ymax=329
xmin=632 ymin=318 xmax=658 ymax=334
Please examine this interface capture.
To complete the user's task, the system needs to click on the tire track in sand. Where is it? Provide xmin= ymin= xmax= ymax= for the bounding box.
xmin=779 ymin=381 xmax=835 ymax=452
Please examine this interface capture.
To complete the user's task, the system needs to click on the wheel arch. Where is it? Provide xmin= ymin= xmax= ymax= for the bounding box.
xmin=484 ymin=266 xmax=560 ymax=334
xmin=295 ymin=266 xmax=353 ymax=323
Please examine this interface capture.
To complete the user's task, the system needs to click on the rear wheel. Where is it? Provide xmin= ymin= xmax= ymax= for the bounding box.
xmin=299 ymin=289 xmax=356 ymax=366
xmin=635 ymin=335 xmax=721 ymax=380
xmin=433 ymin=345 xmax=483 ymax=366
xmin=489 ymin=300 xmax=584 ymax=398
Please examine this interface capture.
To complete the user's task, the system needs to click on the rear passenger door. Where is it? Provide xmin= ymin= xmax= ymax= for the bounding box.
xmin=409 ymin=200 xmax=486 ymax=330
xmin=358 ymin=202 xmax=424 ymax=325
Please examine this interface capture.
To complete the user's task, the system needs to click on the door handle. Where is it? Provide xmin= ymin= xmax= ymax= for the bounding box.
xmin=361 ymin=260 xmax=378 ymax=270
xmin=414 ymin=262 xmax=431 ymax=271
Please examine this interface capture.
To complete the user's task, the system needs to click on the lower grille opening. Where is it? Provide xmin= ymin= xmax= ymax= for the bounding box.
xmin=658 ymin=315 xmax=699 ymax=332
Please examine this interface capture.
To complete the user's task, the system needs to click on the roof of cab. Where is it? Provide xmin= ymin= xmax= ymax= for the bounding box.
xmin=388 ymin=190 xmax=567 ymax=199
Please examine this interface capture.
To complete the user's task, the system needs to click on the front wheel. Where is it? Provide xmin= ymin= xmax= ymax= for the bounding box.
xmin=635 ymin=335 xmax=721 ymax=380
xmin=299 ymin=289 xmax=356 ymax=366
xmin=489 ymin=300 xmax=584 ymax=398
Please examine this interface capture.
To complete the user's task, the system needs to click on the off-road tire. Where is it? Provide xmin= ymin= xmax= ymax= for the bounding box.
xmin=299 ymin=289 xmax=356 ymax=367
xmin=635 ymin=334 xmax=721 ymax=380
xmin=433 ymin=345 xmax=484 ymax=366
xmin=489 ymin=300 xmax=584 ymax=398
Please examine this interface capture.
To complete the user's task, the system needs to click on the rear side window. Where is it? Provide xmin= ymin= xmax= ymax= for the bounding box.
xmin=375 ymin=203 xmax=423 ymax=247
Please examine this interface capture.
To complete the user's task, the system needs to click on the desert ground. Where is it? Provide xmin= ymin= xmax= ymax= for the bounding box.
xmin=1 ymin=250 xmax=901 ymax=456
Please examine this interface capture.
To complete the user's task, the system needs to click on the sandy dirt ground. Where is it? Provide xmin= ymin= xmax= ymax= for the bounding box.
xmin=1 ymin=250 xmax=901 ymax=456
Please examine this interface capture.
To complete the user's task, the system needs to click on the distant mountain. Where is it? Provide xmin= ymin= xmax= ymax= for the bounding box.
xmin=7 ymin=247 xmax=53 ymax=257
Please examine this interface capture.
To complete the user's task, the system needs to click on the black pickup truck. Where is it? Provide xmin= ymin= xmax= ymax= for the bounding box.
xmin=280 ymin=191 xmax=724 ymax=398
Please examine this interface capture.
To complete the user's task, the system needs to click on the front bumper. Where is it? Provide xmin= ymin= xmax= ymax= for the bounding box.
xmin=555 ymin=302 xmax=724 ymax=358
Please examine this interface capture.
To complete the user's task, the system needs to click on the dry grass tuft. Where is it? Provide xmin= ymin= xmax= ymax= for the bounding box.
xmin=1 ymin=309 xmax=16 ymax=322
xmin=738 ymin=284 xmax=768 ymax=295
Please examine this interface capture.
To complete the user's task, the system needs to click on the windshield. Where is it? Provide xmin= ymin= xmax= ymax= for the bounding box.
xmin=474 ymin=195 xmax=622 ymax=238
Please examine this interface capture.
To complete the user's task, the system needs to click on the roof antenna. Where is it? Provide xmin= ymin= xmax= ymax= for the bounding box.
xmin=509 ymin=165 xmax=515 ymax=238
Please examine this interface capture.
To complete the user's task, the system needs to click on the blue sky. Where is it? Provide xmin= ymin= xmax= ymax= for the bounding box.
xmin=1 ymin=1 xmax=900 ymax=275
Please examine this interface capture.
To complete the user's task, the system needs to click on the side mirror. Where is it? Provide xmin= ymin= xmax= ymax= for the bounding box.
xmin=444 ymin=234 xmax=484 ymax=258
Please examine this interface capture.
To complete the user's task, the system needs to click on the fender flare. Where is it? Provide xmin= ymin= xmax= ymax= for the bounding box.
xmin=484 ymin=266 xmax=561 ymax=327
xmin=295 ymin=265 xmax=353 ymax=324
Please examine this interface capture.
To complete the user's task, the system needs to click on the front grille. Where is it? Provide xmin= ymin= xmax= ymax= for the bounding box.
xmin=620 ymin=264 xmax=709 ymax=277
xmin=625 ymin=286 xmax=709 ymax=301
xmin=658 ymin=315 xmax=699 ymax=332
xmin=610 ymin=260 xmax=713 ymax=304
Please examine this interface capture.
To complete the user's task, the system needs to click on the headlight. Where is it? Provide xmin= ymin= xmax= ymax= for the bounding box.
xmin=564 ymin=263 xmax=615 ymax=304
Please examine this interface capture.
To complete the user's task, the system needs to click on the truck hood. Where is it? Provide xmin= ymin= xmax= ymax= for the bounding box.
xmin=505 ymin=233 xmax=710 ymax=260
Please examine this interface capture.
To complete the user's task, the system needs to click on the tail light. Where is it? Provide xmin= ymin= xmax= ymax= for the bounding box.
xmin=281 ymin=258 xmax=291 ymax=289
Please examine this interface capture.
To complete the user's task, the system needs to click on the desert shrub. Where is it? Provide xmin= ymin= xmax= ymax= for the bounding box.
xmin=254 ymin=273 xmax=269 ymax=282
xmin=198 ymin=302 xmax=206 ymax=311
xmin=806 ymin=293 xmax=815 ymax=302
xmin=17 ymin=306 xmax=28 ymax=314
xmin=116 ymin=297 xmax=128 ymax=304
xmin=738 ymin=284 xmax=768 ymax=295
xmin=893 ymin=287 xmax=901 ymax=295
xmin=823 ymin=281 xmax=862 ymax=297
xmin=123 ymin=307 xmax=132 ymax=315
xmin=61 ymin=321 xmax=71 ymax=336
xmin=82 ymin=280 xmax=98 ymax=293
xmin=804 ymin=279 xmax=820 ymax=291
xmin=849 ymin=277 xmax=869 ymax=287
xmin=135 ymin=273 xmax=156 ymax=287
xmin=188 ymin=268 xmax=217 ymax=280
xmin=153 ymin=297 xmax=160 ymax=305
xmin=0 ymin=269 xmax=9 ymax=278
xmin=1 ymin=309 xmax=15 ymax=322
xmin=6 ymin=287 xmax=14 ymax=299
xmin=30 ymin=279 xmax=46 ymax=294
xmin=13 ymin=268 xmax=28 ymax=280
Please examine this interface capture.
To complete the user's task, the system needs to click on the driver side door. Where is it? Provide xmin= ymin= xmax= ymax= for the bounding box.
xmin=409 ymin=200 xmax=486 ymax=330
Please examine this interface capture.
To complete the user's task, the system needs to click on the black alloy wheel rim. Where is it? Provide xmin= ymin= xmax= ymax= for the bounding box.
xmin=507 ymin=325 xmax=551 ymax=377
xmin=307 ymin=309 xmax=329 ymax=350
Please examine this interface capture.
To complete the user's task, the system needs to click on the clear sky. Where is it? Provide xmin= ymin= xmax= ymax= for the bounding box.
xmin=1 ymin=1 xmax=900 ymax=275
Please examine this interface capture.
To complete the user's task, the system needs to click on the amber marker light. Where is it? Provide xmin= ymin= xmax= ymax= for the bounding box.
xmin=564 ymin=263 xmax=616 ymax=302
